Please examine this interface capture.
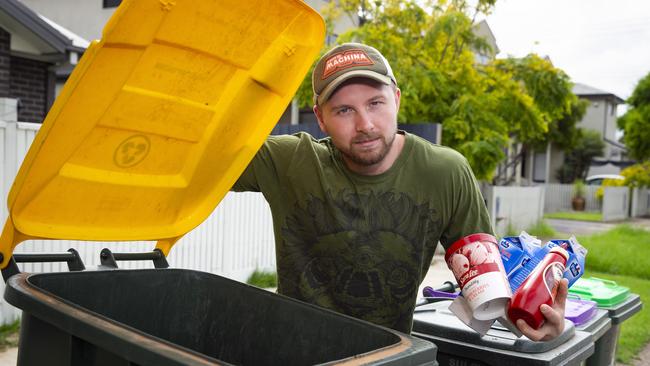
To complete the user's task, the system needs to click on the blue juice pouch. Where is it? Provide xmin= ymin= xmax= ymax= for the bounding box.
xmin=506 ymin=236 xmax=588 ymax=293
xmin=498 ymin=236 xmax=528 ymax=276
xmin=498 ymin=232 xmax=541 ymax=275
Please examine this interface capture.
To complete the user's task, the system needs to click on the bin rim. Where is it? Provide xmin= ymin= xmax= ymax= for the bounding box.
xmin=5 ymin=268 xmax=432 ymax=366
xmin=4 ymin=271 xmax=223 ymax=366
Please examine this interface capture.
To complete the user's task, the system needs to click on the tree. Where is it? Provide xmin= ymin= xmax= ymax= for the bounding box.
xmin=621 ymin=161 xmax=650 ymax=188
xmin=556 ymin=129 xmax=605 ymax=183
xmin=618 ymin=71 xmax=650 ymax=161
xmin=296 ymin=0 xmax=581 ymax=181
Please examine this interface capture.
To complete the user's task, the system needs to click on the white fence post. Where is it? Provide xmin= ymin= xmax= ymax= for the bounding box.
xmin=631 ymin=188 xmax=650 ymax=218
xmin=602 ymin=187 xmax=629 ymax=222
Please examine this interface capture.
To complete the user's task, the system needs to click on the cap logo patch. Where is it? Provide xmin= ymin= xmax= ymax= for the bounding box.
xmin=322 ymin=49 xmax=374 ymax=79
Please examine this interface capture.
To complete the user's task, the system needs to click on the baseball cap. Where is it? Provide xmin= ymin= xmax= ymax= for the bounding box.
xmin=312 ymin=43 xmax=397 ymax=105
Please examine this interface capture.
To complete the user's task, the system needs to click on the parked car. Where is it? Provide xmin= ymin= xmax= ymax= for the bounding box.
xmin=585 ymin=174 xmax=624 ymax=185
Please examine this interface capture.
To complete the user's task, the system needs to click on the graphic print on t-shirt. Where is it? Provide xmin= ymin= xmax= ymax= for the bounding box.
xmin=279 ymin=189 xmax=441 ymax=331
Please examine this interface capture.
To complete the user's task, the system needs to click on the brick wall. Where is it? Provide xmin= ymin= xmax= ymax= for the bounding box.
xmin=10 ymin=56 xmax=49 ymax=123
xmin=0 ymin=27 xmax=10 ymax=98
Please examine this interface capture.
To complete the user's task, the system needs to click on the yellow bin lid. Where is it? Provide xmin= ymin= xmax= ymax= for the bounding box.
xmin=0 ymin=0 xmax=325 ymax=268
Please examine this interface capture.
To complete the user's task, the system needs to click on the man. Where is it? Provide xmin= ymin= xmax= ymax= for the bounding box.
xmin=233 ymin=43 xmax=567 ymax=340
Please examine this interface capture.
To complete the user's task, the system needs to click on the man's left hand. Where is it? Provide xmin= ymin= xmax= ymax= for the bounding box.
xmin=515 ymin=278 xmax=569 ymax=342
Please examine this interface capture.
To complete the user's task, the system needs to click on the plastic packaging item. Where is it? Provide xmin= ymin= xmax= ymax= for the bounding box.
xmin=505 ymin=236 xmax=587 ymax=293
xmin=498 ymin=231 xmax=541 ymax=277
xmin=565 ymin=297 xmax=598 ymax=327
xmin=445 ymin=234 xmax=511 ymax=320
xmin=508 ymin=246 xmax=569 ymax=329
xmin=548 ymin=238 xmax=587 ymax=287
xmin=422 ymin=286 xmax=459 ymax=299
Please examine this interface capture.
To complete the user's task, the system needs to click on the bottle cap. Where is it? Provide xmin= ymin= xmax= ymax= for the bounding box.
xmin=550 ymin=246 xmax=570 ymax=260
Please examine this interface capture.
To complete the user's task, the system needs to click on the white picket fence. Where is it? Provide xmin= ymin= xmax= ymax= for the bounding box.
xmin=543 ymin=183 xmax=601 ymax=213
xmin=0 ymin=120 xmax=276 ymax=325
xmin=543 ymin=183 xmax=650 ymax=221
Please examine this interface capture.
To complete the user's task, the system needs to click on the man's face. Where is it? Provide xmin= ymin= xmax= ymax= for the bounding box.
xmin=314 ymin=79 xmax=401 ymax=173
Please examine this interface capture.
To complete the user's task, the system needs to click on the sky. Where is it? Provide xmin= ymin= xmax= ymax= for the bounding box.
xmin=483 ymin=0 xmax=650 ymax=112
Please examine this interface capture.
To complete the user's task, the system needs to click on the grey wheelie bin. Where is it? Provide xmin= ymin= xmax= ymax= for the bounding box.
xmin=569 ymin=277 xmax=643 ymax=366
xmin=412 ymin=300 xmax=594 ymax=366
xmin=564 ymin=298 xmax=612 ymax=366
xmin=0 ymin=0 xmax=439 ymax=364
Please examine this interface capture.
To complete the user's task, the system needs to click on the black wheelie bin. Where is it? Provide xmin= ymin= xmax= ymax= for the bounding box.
xmin=0 ymin=0 xmax=438 ymax=365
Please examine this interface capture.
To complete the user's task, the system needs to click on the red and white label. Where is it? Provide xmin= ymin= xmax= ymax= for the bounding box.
xmin=447 ymin=241 xmax=502 ymax=288
xmin=322 ymin=49 xmax=374 ymax=79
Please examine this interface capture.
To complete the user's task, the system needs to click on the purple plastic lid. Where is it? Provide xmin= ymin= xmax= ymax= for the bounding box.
xmin=422 ymin=286 xmax=460 ymax=299
xmin=565 ymin=298 xmax=598 ymax=326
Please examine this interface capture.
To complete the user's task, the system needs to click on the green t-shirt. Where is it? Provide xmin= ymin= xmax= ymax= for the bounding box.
xmin=232 ymin=131 xmax=493 ymax=333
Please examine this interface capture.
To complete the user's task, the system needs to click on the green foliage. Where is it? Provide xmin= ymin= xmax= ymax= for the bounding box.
xmin=628 ymin=71 xmax=650 ymax=109
xmin=505 ymin=220 xmax=518 ymax=237
xmin=578 ymin=225 xmax=650 ymax=279
xmin=619 ymin=71 xmax=650 ymax=161
xmin=0 ymin=320 xmax=19 ymax=351
xmin=544 ymin=211 xmax=603 ymax=221
xmin=246 ymin=269 xmax=277 ymax=288
xmin=298 ymin=0 xmax=583 ymax=181
xmin=621 ymin=161 xmax=650 ymax=188
xmin=556 ymin=129 xmax=605 ymax=183
xmin=572 ymin=179 xmax=586 ymax=198
xmin=524 ymin=220 xmax=557 ymax=238
xmin=595 ymin=177 xmax=626 ymax=201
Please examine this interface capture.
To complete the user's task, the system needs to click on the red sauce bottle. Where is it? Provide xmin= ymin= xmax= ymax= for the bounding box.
xmin=507 ymin=246 xmax=569 ymax=329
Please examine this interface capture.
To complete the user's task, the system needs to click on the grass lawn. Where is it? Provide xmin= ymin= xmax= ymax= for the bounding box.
xmin=524 ymin=220 xmax=559 ymax=238
xmin=544 ymin=211 xmax=603 ymax=222
xmin=246 ymin=269 xmax=277 ymax=288
xmin=577 ymin=225 xmax=650 ymax=279
xmin=0 ymin=320 xmax=19 ymax=352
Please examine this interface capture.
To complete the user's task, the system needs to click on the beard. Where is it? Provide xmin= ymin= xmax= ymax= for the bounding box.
xmin=341 ymin=131 xmax=396 ymax=167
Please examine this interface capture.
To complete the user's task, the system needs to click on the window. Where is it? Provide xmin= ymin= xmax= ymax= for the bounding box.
xmin=103 ymin=0 xmax=122 ymax=8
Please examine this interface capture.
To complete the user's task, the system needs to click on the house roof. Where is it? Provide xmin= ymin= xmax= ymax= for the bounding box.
xmin=39 ymin=15 xmax=89 ymax=50
xmin=473 ymin=19 xmax=500 ymax=55
xmin=0 ymin=0 xmax=87 ymax=55
xmin=573 ymin=82 xmax=625 ymax=104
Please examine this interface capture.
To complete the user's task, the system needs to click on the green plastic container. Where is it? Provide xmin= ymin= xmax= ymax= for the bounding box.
xmin=569 ymin=277 xmax=643 ymax=366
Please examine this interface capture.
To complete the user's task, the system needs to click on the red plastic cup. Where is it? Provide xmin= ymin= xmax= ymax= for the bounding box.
xmin=446 ymin=233 xmax=512 ymax=320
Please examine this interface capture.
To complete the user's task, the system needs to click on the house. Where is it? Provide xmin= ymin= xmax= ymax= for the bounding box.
xmin=572 ymin=83 xmax=632 ymax=176
xmin=0 ymin=0 xmax=87 ymax=123
xmin=16 ymin=0 xmax=120 ymax=42
xmin=472 ymin=19 xmax=500 ymax=65
xmin=515 ymin=83 xmax=627 ymax=185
